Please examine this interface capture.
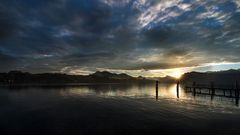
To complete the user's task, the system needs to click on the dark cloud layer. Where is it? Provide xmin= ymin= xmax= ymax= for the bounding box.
xmin=0 ymin=0 xmax=240 ymax=75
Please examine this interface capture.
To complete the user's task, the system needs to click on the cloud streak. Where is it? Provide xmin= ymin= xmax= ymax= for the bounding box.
xmin=0 ymin=0 xmax=240 ymax=76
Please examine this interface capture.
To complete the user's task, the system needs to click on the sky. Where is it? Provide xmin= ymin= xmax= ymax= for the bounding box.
xmin=0 ymin=0 xmax=240 ymax=77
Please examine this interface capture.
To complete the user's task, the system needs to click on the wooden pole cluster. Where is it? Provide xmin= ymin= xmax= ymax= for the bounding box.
xmin=184 ymin=80 xmax=240 ymax=106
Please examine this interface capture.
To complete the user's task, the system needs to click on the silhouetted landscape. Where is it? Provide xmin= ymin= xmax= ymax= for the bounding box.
xmin=181 ymin=69 xmax=240 ymax=86
xmin=0 ymin=71 xmax=153 ymax=85
xmin=1 ymin=69 xmax=240 ymax=86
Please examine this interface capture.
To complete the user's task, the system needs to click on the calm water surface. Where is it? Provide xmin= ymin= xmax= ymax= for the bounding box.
xmin=0 ymin=83 xmax=240 ymax=135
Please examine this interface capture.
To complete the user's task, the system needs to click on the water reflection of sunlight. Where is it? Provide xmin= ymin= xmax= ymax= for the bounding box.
xmin=59 ymin=84 xmax=187 ymax=99
xmin=157 ymin=84 xmax=186 ymax=99
xmin=58 ymin=84 xmax=240 ymax=108
xmin=60 ymin=87 xmax=95 ymax=97
xmin=59 ymin=85 xmax=157 ymax=98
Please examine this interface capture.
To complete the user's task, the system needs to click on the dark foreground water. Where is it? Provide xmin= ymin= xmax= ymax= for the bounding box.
xmin=0 ymin=83 xmax=240 ymax=135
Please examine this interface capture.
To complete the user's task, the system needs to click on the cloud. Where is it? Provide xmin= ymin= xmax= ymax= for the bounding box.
xmin=0 ymin=0 xmax=240 ymax=76
xmin=101 ymin=0 xmax=131 ymax=7
xmin=0 ymin=5 xmax=19 ymax=40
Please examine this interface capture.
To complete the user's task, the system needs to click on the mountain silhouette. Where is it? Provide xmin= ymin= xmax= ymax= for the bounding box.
xmin=0 ymin=70 xmax=153 ymax=86
xmin=90 ymin=71 xmax=133 ymax=79
xmin=181 ymin=69 xmax=240 ymax=86
xmin=1 ymin=69 xmax=240 ymax=86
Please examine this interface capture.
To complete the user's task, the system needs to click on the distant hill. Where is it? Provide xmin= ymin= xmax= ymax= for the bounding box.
xmin=0 ymin=71 xmax=153 ymax=86
xmin=180 ymin=69 xmax=240 ymax=86
xmin=148 ymin=76 xmax=177 ymax=83
xmin=90 ymin=71 xmax=133 ymax=80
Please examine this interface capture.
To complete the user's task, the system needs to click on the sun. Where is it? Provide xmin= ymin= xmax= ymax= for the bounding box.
xmin=170 ymin=70 xmax=183 ymax=79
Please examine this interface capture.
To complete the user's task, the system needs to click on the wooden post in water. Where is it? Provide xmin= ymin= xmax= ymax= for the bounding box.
xmin=211 ymin=82 xmax=215 ymax=101
xmin=235 ymin=81 xmax=239 ymax=106
xmin=223 ymin=88 xmax=226 ymax=96
xmin=185 ymin=86 xmax=188 ymax=92
xmin=230 ymin=83 xmax=233 ymax=97
xmin=193 ymin=82 xmax=196 ymax=97
xmin=156 ymin=80 xmax=159 ymax=100
xmin=176 ymin=81 xmax=180 ymax=98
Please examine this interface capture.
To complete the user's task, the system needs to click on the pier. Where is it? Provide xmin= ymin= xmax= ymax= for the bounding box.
xmin=155 ymin=80 xmax=240 ymax=106
xmin=184 ymin=81 xmax=240 ymax=106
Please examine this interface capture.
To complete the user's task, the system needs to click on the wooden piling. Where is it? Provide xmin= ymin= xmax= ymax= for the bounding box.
xmin=176 ymin=81 xmax=180 ymax=98
xmin=211 ymin=82 xmax=215 ymax=100
xmin=193 ymin=82 xmax=196 ymax=97
xmin=235 ymin=81 xmax=239 ymax=106
xmin=156 ymin=80 xmax=159 ymax=100
xmin=230 ymin=84 xmax=233 ymax=97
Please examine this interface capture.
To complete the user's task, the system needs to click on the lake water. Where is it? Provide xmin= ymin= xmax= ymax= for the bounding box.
xmin=1 ymin=83 xmax=240 ymax=135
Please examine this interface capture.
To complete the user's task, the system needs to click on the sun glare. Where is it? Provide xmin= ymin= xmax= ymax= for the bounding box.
xmin=170 ymin=70 xmax=183 ymax=79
